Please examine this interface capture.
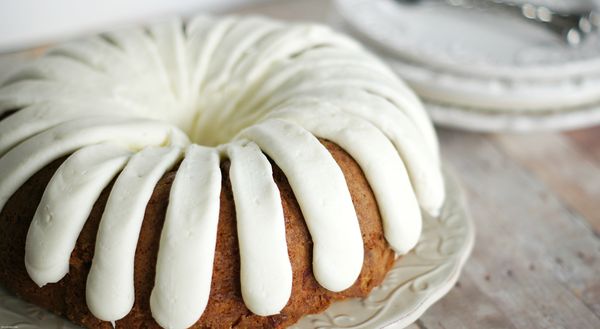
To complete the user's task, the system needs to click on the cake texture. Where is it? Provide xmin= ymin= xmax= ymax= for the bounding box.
xmin=0 ymin=15 xmax=444 ymax=329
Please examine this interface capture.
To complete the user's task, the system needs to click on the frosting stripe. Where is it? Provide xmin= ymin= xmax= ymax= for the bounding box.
xmin=186 ymin=16 xmax=236 ymax=95
xmin=271 ymin=93 xmax=445 ymax=216
xmin=190 ymin=19 xmax=282 ymax=144
xmin=0 ymin=102 xmax=127 ymax=156
xmin=241 ymin=119 xmax=363 ymax=292
xmin=2 ymin=56 xmax=106 ymax=87
xmin=86 ymin=146 xmax=181 ymax=321
xmin=148 ymin=19 xmax=189 ymax=101
xmin=46 ymin=37 xmax=129 ymax=74
xmin=246 ymin=62 xmax=438 ymax=163
xmin=271 ymin=108 xmax=422 ymax=254
xmin=329 ymin=94 xmax=444 ymax=216
xmin=237 ymin=50 xmax=394 ymax=116
xmin=235 ymin=24 xmax=360 ymax=84
xmin=0 ymin=117 xmax=189 ymax=211
xmin=227 ymin=140 xmax=292 ymax=315
xmin=150 ymin=145 xmax=221 ymax=329
xmin=0 ymin=80 xmax=92 ymax=112
xmin=203 ymin=17 xmax=280 ymax=93
xmin=25 ymin=143 xmax=132 ymax=287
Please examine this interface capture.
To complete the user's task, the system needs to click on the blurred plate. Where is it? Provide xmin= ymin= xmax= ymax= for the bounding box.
xmin=335 ymin=0 xmax=600 ymax=130
xmin=425 ymin=97 xmax=600 ymax=132
xmin=336 ymin=0 xmax=600 ymax=80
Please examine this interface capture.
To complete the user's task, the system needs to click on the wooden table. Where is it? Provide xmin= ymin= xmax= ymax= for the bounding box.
xmin=1 ymin=0 xmax=599 ymax=328
xmin=416 ymin=126 xmax=600 ymax=329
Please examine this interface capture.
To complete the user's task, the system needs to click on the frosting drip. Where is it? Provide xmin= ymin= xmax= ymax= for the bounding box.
xmin=0 ymin=117 xmax=189 ymax=212
xmin=269 ymin=107 xmax=421 ymax=254
xmin=25 ymin=143 xmax=131 ymax=286
xmin=228 ymin=140 xmax=292 ymax=315
xmin=0 ymin=15 xmax=445 ymax=328
xmin=241 ymin=119 xmax=364 ymax=292
xmin=86 ymin=146 xmax=181 ymax=321
xmin=150 ymin=145 xmax=221 ymax=329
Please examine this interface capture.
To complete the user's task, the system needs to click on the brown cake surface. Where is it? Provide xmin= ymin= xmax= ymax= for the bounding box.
xmin=0 ymin=140 xmax=396 ymax=329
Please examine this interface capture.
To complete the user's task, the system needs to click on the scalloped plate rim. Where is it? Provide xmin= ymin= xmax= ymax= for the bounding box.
xmin=372 ymin=169 xmax=473 ymax=329
xmin=291 ymin=168 xmax=474 ymax=329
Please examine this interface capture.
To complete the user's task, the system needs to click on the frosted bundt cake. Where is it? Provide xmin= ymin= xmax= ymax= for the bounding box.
xmin=0 ymin=15 xmax=445 ymax=329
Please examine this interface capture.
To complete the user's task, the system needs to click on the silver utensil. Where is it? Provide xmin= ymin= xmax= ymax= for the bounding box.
xmin=397 ymin=0 xmax=600 ymax=46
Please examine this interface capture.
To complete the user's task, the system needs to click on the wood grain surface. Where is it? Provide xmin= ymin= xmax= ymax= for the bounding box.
xmin=1 ymin=0 xmax=599 ymax=328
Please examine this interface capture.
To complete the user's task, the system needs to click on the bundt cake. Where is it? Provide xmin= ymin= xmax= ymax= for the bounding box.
xmin=0 ymin=15 xmax=445 ymax=329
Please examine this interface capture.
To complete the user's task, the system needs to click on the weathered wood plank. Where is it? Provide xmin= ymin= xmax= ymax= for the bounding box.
xmin=565 ymin=126 xmax=600 ymax=164
xmin=419 ymin=274 xmax=518 ymax=329
xmin=493 ymin=132 xmax=600 ymax=235
xmin=437 ymin=128 xmax=600 ymax=328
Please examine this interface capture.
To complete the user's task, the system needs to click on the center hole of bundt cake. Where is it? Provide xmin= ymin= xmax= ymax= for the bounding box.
xmin=178 ymin=95 xmax=266 ymax=147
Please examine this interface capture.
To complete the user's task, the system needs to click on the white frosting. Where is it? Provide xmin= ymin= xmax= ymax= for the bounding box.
xmin=0 ymin=102 xmax=128 ymax=156
xmin=25 ymin=143 xmax=131 ymax=286
xmin=270 ymin=107 xmax=421 ymax=254
xmin=241 ymin=119 xmax=364 ymax=292
xmin=0 ymin=15 xmax=445 ymax=327
xmin=86 ymin=146 xmax=181 ymax=321
xmin=150 ymin=145 xmax=221 ymax=329
xmin=227 ymin=140 xmax=292 ymax=315
xmin=268 ymin=92 xmax=444 ymax=216
xmin=0 ymin=117 xmax=189 ymax=212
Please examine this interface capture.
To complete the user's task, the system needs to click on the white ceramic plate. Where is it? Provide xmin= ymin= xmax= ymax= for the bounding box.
xmin=334 ymin=0 xmax=600 ymax=131
xmin=335 ymin=0 xmax=600 ymax=80
xmin=0 ymin=170 xmax=473 ymax=329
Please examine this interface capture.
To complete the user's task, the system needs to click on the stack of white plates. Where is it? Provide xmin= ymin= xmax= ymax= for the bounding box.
xmin=335 ymin=0 xmax=600 ymax=131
